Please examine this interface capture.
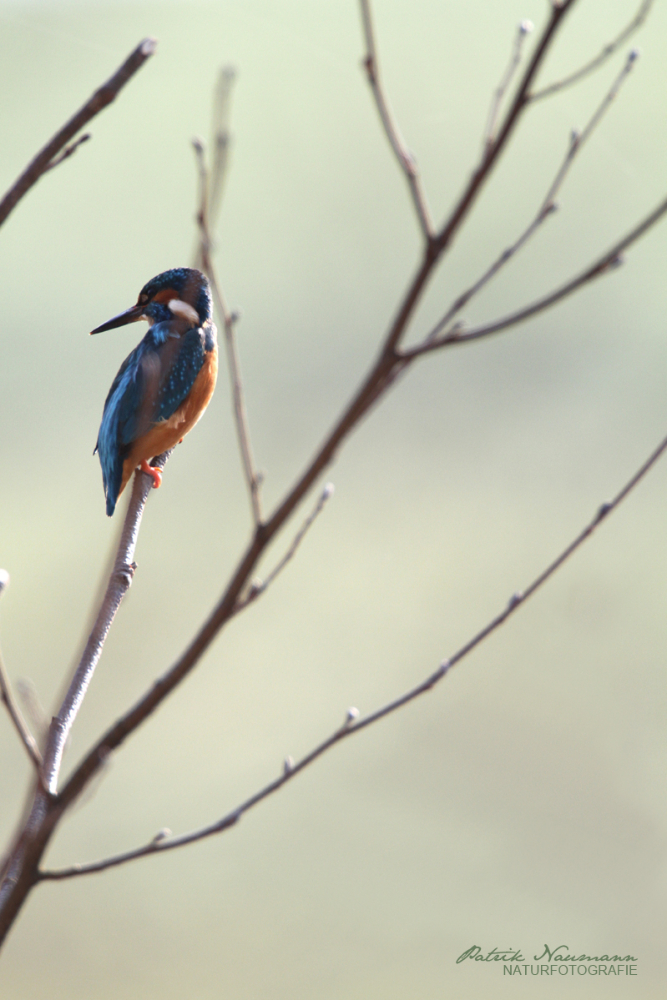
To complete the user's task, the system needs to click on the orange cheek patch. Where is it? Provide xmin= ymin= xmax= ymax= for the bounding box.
xmin=151 ymin=288 xmax=179 ymax=304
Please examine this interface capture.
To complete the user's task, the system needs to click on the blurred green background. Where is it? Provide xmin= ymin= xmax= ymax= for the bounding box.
xmin=1 ymin=0 xmax=666 ymax=996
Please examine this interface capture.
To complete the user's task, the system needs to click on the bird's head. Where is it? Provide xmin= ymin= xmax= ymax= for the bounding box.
xmin=90 ymin=268 xmax=212 ymax=334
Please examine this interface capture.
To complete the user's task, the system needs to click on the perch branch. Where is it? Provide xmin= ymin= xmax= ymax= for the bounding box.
xmin=0 ymin=37 xmax=156 ymax=228
xmin=40 ymin=453 xmax=171 ymax=796
xmin=41 ymin=424 xmax=667 ymax=879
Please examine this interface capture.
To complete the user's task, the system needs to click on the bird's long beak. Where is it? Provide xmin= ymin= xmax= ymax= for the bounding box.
xmin=90 ymin=303 xmax=145 ymax=334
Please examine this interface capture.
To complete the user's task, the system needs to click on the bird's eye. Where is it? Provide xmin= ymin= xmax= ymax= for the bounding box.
xmin=138 ymin=292 xmax=149 ymax=305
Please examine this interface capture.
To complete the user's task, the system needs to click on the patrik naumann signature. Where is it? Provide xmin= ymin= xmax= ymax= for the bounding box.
xmin=456 ymin=943 xmax=638 ymax=964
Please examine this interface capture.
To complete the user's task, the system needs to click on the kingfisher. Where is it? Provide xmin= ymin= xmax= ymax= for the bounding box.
xmin=92 ymin=267 xmax=218 ymax=516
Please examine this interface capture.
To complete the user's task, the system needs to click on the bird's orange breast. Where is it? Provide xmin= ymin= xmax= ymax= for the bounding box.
xmin=118 ymin=343 xmax=218 ymax=496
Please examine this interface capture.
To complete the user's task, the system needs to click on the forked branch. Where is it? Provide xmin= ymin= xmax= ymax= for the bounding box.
xmin=39 ymin=424 xmax=667 ymax=880
xmin=405 ymin=188 xmax=667 ymax=358
xmin=422 ymin=47 xmax=640 ymax=347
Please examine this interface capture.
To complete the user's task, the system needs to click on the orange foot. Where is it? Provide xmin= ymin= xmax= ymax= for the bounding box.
xmin=140 ymin=459 xmax=162 ymax=489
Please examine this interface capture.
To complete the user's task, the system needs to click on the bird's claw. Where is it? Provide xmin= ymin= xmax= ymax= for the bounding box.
xmin=140 ymin=460 xmax=162 ymax=489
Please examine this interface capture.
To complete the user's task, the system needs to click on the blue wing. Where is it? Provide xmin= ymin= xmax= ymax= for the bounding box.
xmin=95 ymin=324 xmax=206 ymax=515
xmin=155 ymin=328 xmax=206 ymax=422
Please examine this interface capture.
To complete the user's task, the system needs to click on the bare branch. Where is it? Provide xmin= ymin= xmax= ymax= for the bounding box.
xmin=55 ymin=1 xmax=587 ymax=816
xmin=41 ymin=424 xmax=667 ymax=880
xmin=359 ymin=0 xmax=435 ymax=241
xmin=484 ymin=20 xmax=534 ymax=152
xmin=531 ymin=0 xmax=654 ymax=102
xmin=234 ymin=482 xmax=335 ymax=614
xmin=193 ymin=140 xmax=263 ymax=524
xmin=0 ymin=572 xmax=42 ymax=769
xmin=423 ymin=48 xmax=639 ymax=347
xmin=40 ymin=453 xmax=170 ymax=795
xmin=0 ymin=37 xmax=156 ymax=228
xmin=404 ymin=189 xmax=667 ymax=359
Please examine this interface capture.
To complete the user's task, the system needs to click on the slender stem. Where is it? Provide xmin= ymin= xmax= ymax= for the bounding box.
xmin=193 ymin=141 xmax=263 ymax=524
xmin=0 ymin=38 xmax=156 ymax=228
xmin=40 ymin=425 xmax=667 ymax=881
xmin=234 ymin=482 xmax=334 ymax=615
xmin=0 ymin=628 xmax=42 ymax=769
xmin=484 ymin=20 xmax=534 ymax=152
xmin=359 ymin=0 xmax=435 ymax=241
xmin=531 ymin=0 xmax=653 ymax=102
xmin=43 ymin=134 xmax=91 ymax=172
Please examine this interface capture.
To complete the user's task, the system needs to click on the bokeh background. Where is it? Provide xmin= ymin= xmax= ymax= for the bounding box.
xmin=1 ymin=0 xmax=666 ymax=996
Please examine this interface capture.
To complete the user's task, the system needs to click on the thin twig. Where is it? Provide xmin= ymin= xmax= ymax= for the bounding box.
xmin=0 ymin=651 xmax=42 ymax=770
xmin=0 ymin=572 xmax=42 ymax=769
xmin=14 ymin=681 xmax=48 ymax=751
xmin=42 ymin=134 xmax=91 ymax=172
xmin=234 ymin=483 xmax=335 ymax=614
xmin=193 ymin=139 xmax=263 ymax=524
xmin=40 ymin=453 xmax=170 ymax=796
xmin=359 ymin=0 xmax=435 ymax=241
xmin=403 ymin=188 xmax=667 ymax=359
xmin=208 ymin=66 xmax=236 ymax=231
xmin=424 ymin=48 xmax=639 ymax=346
xmin=40 ymin=425 xmax=667 ymax=880
xmin=531 ymin=0 xmax=653 ymax=102
xmin=484 ymin=20 xmax=534 ymax=152
xmin=0 ymin=38 xmax=156 ymax=228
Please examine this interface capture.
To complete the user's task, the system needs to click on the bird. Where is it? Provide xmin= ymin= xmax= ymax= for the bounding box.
xmin=92 ymin=267 xmax=218 ymax=516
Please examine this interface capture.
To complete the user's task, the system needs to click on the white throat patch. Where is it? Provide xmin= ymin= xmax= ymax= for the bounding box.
xmin=168 ymin=299 xmax=200 ymax=325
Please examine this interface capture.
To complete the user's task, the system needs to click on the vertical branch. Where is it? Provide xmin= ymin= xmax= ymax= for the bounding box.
xmin=193 ymin=139 xmax=263 ymax=525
